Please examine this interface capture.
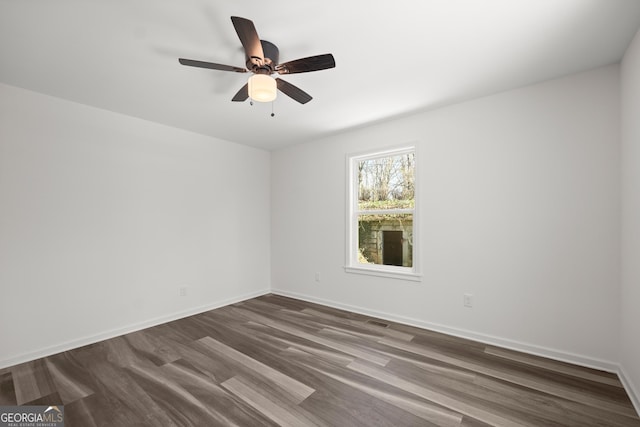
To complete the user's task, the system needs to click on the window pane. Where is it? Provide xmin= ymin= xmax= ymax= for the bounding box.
xmin=358 ymin=153 xmax=415 ymax=210
xmin=358 ymin=213 xmax=413 ymax=267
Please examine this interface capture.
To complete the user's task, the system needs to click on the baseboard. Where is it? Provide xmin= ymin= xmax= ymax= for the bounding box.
xmin=619 ymin=365 xmax=640 ymax=417
xmin=0 ymin=288 xmax=270 ymax=370
xmin=270 ymin=288 xmax=620 ymax=373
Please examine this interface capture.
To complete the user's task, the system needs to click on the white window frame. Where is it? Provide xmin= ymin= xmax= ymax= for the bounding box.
xmin=345 ymin=145 xmax=421 ymax=281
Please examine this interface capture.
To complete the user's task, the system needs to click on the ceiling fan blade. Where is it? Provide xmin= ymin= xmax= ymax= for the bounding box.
xmin=231 ymin=16 xmax=264 ymax=66
xmin=178 ymin=58 xmax=247 ymax=73
xmin=276 ymin=78 xmax=312 ymax=104
xmin=232 ymin=84 xmax=249 ymax=102
xmin=276 ymin=54 xmax=335 ymax=74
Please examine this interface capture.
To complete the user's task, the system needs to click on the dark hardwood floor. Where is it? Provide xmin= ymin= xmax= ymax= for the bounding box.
xmin=1 ymin=294 xmax=638 ymax=426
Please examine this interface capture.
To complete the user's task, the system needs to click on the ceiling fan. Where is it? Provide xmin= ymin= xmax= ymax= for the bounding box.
xmin=178 ymin=16 xmax=335 ymax=105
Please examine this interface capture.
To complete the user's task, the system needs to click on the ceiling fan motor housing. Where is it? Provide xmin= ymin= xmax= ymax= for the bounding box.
xmin=249 ymin=40 xmax=279 ymax=74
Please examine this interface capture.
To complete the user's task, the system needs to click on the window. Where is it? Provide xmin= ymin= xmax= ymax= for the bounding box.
xmin=346 ymin=146 xmax=420 ymax=281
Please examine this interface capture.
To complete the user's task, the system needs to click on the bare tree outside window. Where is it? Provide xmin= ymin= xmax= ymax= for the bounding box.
xmin=358 ymin=153 xmax=415 ymax=208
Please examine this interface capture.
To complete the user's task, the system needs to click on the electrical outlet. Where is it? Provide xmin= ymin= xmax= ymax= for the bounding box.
xmin=463 ymin=293 xmax=473 ymax=308
xmin=180 ymin=287 xmax=188 ymax=297
xmin=315 ymin=272 xmax=320 ymax=282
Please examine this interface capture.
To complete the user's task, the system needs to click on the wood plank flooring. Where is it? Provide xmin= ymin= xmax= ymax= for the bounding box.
xmin=1 ymin=294 xmax=638 ymax=426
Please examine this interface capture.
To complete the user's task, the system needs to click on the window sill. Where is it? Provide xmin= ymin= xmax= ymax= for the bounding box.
xmin=344 ymin=266 xmax=422 ymax=282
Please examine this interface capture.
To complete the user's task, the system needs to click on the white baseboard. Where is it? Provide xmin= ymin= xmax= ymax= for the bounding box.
xmin=271 ymin=288 xmax=620 ymax=374
xmin=0 ymin=288 xmax=270 ymax=370
xmin=619 ymin=365 xmax=640 ymax=417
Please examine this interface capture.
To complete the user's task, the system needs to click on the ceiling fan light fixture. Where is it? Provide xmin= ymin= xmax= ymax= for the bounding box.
xmin=248 ymin=74 xmax=277 ymax=102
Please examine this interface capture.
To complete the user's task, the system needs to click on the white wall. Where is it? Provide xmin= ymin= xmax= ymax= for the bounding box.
xmin=272 ymin=65 xmax=621 ymax=368
xmin=621 ymin=28 xmax=640 ymax=408
xmin=0 ymin=83 xmax=271 ymax=367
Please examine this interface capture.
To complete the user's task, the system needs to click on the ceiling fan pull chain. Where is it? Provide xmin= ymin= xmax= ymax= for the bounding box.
xmin=271 ymin=102 xmax=275 ymax=117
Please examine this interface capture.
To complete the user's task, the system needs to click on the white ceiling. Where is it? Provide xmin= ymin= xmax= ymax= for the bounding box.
xmin=1 ymin=1 xmax=640 ymax=150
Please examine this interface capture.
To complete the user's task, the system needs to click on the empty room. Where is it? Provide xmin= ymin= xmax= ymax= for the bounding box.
xmin=1 ymin=1 xmax=640 ymax=426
